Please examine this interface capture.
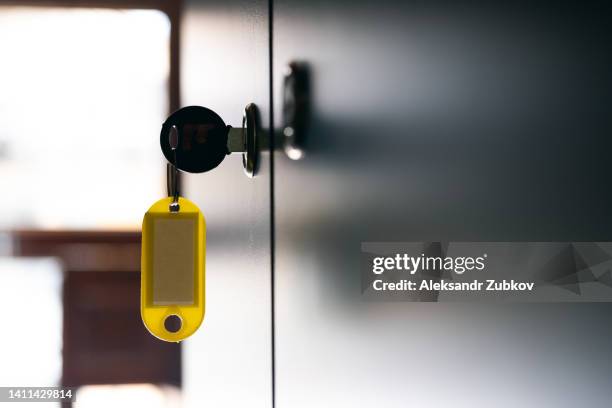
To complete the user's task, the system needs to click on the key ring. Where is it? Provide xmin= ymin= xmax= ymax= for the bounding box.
xmin=167 ymin=125 xmax=180 ymax=212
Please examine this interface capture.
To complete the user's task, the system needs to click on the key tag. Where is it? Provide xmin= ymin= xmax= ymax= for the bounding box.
xmin=141 ymin=125 xmax=205 ymax=342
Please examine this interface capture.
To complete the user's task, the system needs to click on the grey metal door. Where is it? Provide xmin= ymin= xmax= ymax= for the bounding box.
xmin=273 ymin=2 xmax=612 ymax=407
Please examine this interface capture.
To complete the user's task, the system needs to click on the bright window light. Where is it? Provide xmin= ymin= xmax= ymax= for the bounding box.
xmin=0 ymin=7 xmax=170 ymax=229
xmin=76 ymin=384 xmax=181 ymax=408
xmin=0 ymin=257 xmax=63 ymax=388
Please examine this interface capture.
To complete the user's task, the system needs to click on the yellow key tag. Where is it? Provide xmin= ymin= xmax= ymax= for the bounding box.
xmin=141 ymin=196 xmax=205 ymax=342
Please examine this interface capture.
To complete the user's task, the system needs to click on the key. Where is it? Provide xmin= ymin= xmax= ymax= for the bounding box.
xmin=159 ymin=104 xmax=260 ymax=176
xmin=141 ymin=103 xmax=258 ymax=341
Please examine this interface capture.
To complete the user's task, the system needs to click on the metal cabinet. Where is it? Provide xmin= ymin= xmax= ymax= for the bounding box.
xmin=181 ymin=1 xmax=272 ymax=407
xmin=272 ymin=2 xmax=612 ymax=408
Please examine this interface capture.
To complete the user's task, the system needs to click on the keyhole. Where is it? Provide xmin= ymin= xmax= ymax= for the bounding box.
xmin=164 ymin=314 xmax=182 ymax=333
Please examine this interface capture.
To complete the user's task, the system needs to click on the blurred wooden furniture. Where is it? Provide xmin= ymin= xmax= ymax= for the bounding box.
xmin=12 ymin=230 xmax=181 ymax=388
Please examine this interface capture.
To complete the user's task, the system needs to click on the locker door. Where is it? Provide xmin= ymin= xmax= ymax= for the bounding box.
xmin=180 ymin=1 xmax=272 ymax=407
xmin=273 ymin=2 xmax=612 ymax=407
